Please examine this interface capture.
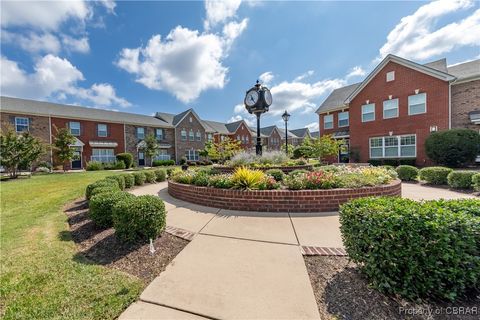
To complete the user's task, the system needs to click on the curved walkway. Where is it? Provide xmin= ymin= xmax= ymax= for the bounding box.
xmin=121 ymin=182 xmax=476 ymax=319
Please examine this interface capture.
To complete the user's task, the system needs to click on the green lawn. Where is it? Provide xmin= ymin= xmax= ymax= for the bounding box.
xmin=0 ymin=172 xmax=143 ymax=319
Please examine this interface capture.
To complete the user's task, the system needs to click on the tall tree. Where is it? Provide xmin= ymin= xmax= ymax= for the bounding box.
xmin=53 ymin=127 xmax=77 ymax=172
xmin=143 ymin=133 xmax=159 ymax=166
xmin=0 ymin=127 xmax=45 ymax=178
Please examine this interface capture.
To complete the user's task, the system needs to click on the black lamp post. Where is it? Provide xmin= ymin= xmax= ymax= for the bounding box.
xmin=244 ymin=80 xmax=272 ymax=156
xmin=282 ymin=110 xmax=290 ymax=155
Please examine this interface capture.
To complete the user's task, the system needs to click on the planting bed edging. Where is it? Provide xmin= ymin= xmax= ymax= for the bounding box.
xmin=168 ymin=179 xmax=402 ymax=213
xmin=213 ymin=164 xmax=313 ymax=174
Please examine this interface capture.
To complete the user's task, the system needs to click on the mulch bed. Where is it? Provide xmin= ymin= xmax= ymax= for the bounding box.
xmin=304 ymin=256 xmax=480 ymax=320
xmin=64 ymin=199 xmax=189 ymax=284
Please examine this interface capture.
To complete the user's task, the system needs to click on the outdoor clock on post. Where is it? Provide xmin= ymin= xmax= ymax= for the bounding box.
xmin=244 ymin=80 xmax=272 ymax=155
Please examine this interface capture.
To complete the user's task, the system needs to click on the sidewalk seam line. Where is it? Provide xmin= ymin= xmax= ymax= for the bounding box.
xmin=197 ymin=208 xmax=221 ymax=234
xmin=287 ymin=213 xmax=301 ymax=246
xmin=198 ymin=232 xmax=298 ymax=246
xmin=138 ymin=299 xmax=223 ymax=320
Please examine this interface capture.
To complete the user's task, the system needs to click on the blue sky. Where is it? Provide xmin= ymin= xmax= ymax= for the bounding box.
xmin=1 ymin=0 xmax=479 ymax=131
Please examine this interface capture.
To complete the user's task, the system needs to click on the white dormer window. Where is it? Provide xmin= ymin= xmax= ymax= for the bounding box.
xmin=386 ymin=71 xmax=395 ymax=82
xmin=189 ymin=116 xmax=193 ymax=123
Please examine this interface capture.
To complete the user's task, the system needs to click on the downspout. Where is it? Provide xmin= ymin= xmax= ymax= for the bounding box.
xmin=123 ymin=123 xmax=127 ymax=152
xmin=174 ymin=126 xmax=178 ymax=164
xmin=448 ymin=81 xmax=453 ymax=129
xmin=49 ymin=114 xmax=53 ymax=165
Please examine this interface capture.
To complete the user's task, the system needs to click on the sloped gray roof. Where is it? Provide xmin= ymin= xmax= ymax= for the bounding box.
xmin=316 ymin=83 xmax=360 ymax=114
xmin=424 ymin=58 xmax=448 ymax=73
xmin=277 ymin=127 xmax=296 ymax=138
xmin=249 ymin=126 xmax=268 ymax=137
xmin=225 ymin=120 xmax=243 ymax=133
xmin=310 ymin=131 xmax=320 ymax=138
xmin=202 ymin=120 xmax=229 ymax=134
xmin=289 ymin=128 xmax=310 ymax=138
xmin=260 ymin=125 xmax=278 ymax=136
xmin=1 ymin=96 xmax=172 ymax=127
xmin=448 ymin=59 xmax=480 ymax=81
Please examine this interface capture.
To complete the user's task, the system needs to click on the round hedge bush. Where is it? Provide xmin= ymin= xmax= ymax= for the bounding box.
xmin=132 ymin=172 xmax=146 ymax=186
xmin=85 ymin=179 xmax=120 ymax=200
xmin=112 ymin=195 xmax=166 ymax=242
xmin=89 ymin=191 xmax=134 ymax=227
xmin=144 ymin=170 xmax=156 ymax=183
xmin=395 ymin=165 xmax=418 ymax=181
xmin=265 ymin=169 xmax=285 ymax=181
xmin=418 ymin=166 xmax=453 ymax=185
xmin=116 ymin=153 xmax=134 ymax=168
xmin=154 ymin=169 xmax=167 ymax=182
xmin=473 ymin=173 xmax=480 ymax=191
xmin=339 ymin=197 xmax=480 ymax=301
xmin=121 ymin=174 xmax=135 ymax=189
xmin=106 ymin=175 xmax=125 ymax=190
xmin=447 ymin=171 xmax=476 ymax=189
xmin=425 ymin=129 xmax=480 ymax=167
xmin=89 ymin=186 xmax=118 ymax=199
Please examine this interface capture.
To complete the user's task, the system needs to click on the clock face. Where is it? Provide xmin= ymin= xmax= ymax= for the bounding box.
xmin=264 ymin=89 xmax=272 ymax=106
xmin=245 ymin=90 xmax=259 ymax=107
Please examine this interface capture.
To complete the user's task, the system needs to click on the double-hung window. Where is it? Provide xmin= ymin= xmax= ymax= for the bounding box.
xmin=185 ymin=150 xmax=199 ymax=161
xmin=69 ymin=121 xmax=80 ymax=136
xmin=338 ymin=111 xmax=349 ymax=127
xmin=97 ymin=124 xmax=108 ymax=137
xmin=207 ymin=133 xmax=213 ymax=141
xmin=324 ymin=114 xmax=333 ymax=129
xmin=369 ymin=135 xmax=416 ymax=158
xmin=408 ymin=93 xmax=426 ymax=115
xmin=189 ymin=130 xmax=194 ymax=141
xmin=15 ymin=117 xmax=29 ymax=132
xmin=136 ymin=127 xmax=145 ymax=139
xmin=383 ymin=99 xmax=399 ymax=119
xmin=362 ymin=103 xmax=375 ymax=122
xmin=196 ymin=131 xmax=201 ymax=141
xmin=92 ymin=148 xmax=115 ymax=163
xmin=181 ymin=129 xmax=187 ymax=141
xmin=155 ymin=128 xmax=164 ymax=140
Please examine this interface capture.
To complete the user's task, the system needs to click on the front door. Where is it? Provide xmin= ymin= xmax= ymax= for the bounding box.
xmin=71 ymin=151 xmax=82 ymax=169
xmin=138 ymin=151 xmax=145 ymax=166
xmin=339 ymin=141 xmax=349 ymax=163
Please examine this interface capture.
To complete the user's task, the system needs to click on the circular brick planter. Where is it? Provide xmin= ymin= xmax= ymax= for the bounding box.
xmin=213 ymin=164 xmax=313 ymax=174
xmin=168 ymin=179 xmax=402 ymax=213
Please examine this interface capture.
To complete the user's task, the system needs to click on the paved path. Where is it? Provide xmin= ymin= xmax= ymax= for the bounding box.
xmin=121 ymin=182 xmax=476 ymax=319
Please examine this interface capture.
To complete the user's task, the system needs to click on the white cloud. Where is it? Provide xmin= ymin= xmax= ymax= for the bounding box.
xmin=222 ymin=18 xmax=248 ymax=47
xmin=204 ymin=0 xmax=242 ymax=30
xmin=259 ymin=71 xmax=274 ymax=85
xmin=378 ymin=0 xmax=479 ymax=61
xmin=1 ymin=30 xmax=61 ymax=54
xmin=228 ymin=114 xmax=254 ymax=126
xmin=294 ymin=70 xmax=314 ymax=82
xmin=62 ymin=35 xmax=90 ymax=53
xmin=346 ymin=66 xmax=366 ymax=79
xmin=1 ymin=55 xmax=129 ymax=108
xmin=305 ymin=122 xmax=319 ymax=132
xmin=98 ymin=0 xmax=117 ymax=14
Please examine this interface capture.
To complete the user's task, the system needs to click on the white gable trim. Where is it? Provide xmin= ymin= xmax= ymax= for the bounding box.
xmin=174 ymin=109 xmax=208 ymax=131
xmin=345 ymin=54 xmax=456 ymax=104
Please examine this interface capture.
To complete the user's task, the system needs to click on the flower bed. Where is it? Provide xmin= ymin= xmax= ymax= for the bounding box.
xmin=168 ymin=179 xmax=401 ymax=212
xmin=213 ymin=164 xmax=313 ymax=174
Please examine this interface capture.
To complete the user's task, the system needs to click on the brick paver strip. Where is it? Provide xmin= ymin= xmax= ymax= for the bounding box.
xmin=165 ymin=225 xmax=196 ymax=241
xmin=300 ymin=245 xmax=347 ymax=256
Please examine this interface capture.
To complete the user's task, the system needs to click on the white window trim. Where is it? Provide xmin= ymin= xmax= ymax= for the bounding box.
xmin=181 ymin=129 xmax=187 ymax=141
xmin=69 ymin=121 xmax=81 ymax=136
xmin=15 ymin=117 xmax=29 ymax=133
xmin=408 ymin=93 xmax=427 ymax=115
xmin=386 ymin=71 xmax=395 ymax=82
xmin=97 ymin=124 xmax=108 ymax=137
xmin=195 ymin=131 xmax=201 ymax=141
xmin=156 ymin=128 xmax=164 ymax=140
xmin=383 ymin=99 xmax=399 ymax=119
xmin=338 ymin=111 xmax=349 ymax=127
xmin=369 ymin=134 xmax=417 ymax=159
xmin=136 ymin=127 xmax=145 ymax=139
xmin=362 ymin=103 xmax=375 ymax=122
xmin=189 ymin=129 xmax=195 ymax=141
xmin=324 ymin=114 xmax=334 ymax=129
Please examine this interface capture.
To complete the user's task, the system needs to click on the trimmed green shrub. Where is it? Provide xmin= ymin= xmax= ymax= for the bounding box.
xmin=340 ymin=197 xmax=480 ymax=301
xmin=113 ymin=195 xmax=166 ymax=242
xmin=89 ymin=186 xmax=116 ymax=199
xmin=179 ymin=157 xmax=187 ymax=165
xmin=86 ymin=161 xmax=103 ymax=171
xmin=154 ymin=169 xmax=167 ymax=182
xmin=144 ymin=170 xmax=156 ymax=183
xmin=106 ymin=175 xmax=125 ymax=190
xmin=132 ymin=172 xmax=146 ymax=186
xmin=396 ymin=165 xmax=418 ymax=181
xmin=265 ymin=169 xmax=284 ymax=181
xmin=447 ymin=171 xmax=476 ymax=189
xmin=429 ymin=199 xmax=480 ymax=217
xmin=116 ymin=153 xmax=134 ymax=168
xmin=121 ymin=174 xmax=135 ymax=189
xmin=425 ymin=129 xmax=480 ymax=167
xmin=284 ymin=173 xmax=306 ymax=190
xmin=152 ymin=159 xmax=175 ymax=166
xmin=208 ymin=174 xmax=233 ymax=189
xmin=192 ymin=171 xmax=209 ymax=186
xmin=418 ymin=166 xmax=453 ymax=185
xmin=85 ymin=179 xmax=120 ymax=200
xmin=380 ymin=165 xmax=395 ymax=171
xmin=89 ymin=191 xmax=134 ymax=227
xmin=104 ymin=161 xmax=126 ymax=170
xmin=473 ymin=173 xmax=480 ymax=191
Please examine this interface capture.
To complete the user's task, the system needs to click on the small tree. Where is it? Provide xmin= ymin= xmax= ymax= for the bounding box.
xmin=143 ymin=134 xmax=159 ymax=166
xmin=200 ymin=141 xmax=220 ymax=161
xmin=425 ymin=129 xmax=480 ymax=167
xmin=200 ymin=138 xmax=242 ymax=163
xmin=301 ymin=135 xmax=342 ymax=162
xmin=53 ymin=127 xmax=76 ymax=172
xmin=0 ymin=127 xmax=45 ymax=178
xmin=281 ymin=143 xmax=294 ymax=157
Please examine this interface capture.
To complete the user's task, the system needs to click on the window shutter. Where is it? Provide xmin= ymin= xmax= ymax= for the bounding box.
xmin=9 ymin=116 xmax=15 ymax=125
xmin=107 ymin=124 xmax=110 ymax=137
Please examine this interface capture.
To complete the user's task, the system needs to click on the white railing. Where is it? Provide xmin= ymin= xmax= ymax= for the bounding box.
xmin=154 ymin=155 xmax=171 ymax=161
xmin=90 ymin=155 xmax=117 ymax=163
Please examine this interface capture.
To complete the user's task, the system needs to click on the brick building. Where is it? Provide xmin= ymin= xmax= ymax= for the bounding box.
xmin=316 ymin=55 xmax=480 ymax=166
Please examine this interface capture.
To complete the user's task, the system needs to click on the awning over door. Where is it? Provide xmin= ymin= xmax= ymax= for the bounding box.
xmin=136 ymin=140 xmax=171 ymax=149
xmin=69 ymin=137 xmax=85 ymax=150
xmin=89 ymin=141 xmax=118 ymax=148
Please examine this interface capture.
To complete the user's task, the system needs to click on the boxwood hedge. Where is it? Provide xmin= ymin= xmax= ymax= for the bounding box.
xmin=106 ymin=175 xmax=125 ymax=190
xmin=154 ymin=169 xmax=167 ymax=182
xmin=121 ymin=174 xmax=135 ymax=189
xmin=395 ymin=165 xmax=418 ymax=181
xmin=132 ymin=172 xmax=146 ymax=186
xmin=418 ymin=166 xmax=453 ymax=185
xmin=85 ymin=179 xmax=120 ymax=200
xmin=112 ymin=195 xmax=166 ymax=242
xmin=447 ymin=170 xmax=476 ymax=189
xmin=339 ymin=197 xmax=480 ymax=301
xmin=473 ymin=173 xmax=480 ymax=191
xmin=89 ymin=191 xmax=134 ymax=227
xmin=144 ymin=170 xmax=156 ymax=183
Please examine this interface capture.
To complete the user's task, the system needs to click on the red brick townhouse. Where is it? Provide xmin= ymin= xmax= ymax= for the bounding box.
xmin=316 ymin=54 xmax=480 ymax=166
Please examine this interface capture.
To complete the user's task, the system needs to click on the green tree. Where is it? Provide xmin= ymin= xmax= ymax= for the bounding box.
xmin=0 ymin=127 xmax=45 ymax=178
xmin=200 ymin=141 xmax=220 ymax=161
xmin=143 ymin=133 xmax=159 ymax=166
xmin=425 ymin=129 xmax=480 ymax=167
xmin=53 ymin=126 xmax=76 ymax=172
xmin=200 ymin=138 xmax=242 ymax=163
xmin=281 ymin=143 xmax=294 ymax=157
xmin=301 ymin=135 xmax=342 ymax=162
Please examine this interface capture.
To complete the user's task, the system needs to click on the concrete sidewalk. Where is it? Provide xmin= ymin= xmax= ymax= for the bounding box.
xmin=121 ymin=182 xmax=475 ymax=319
